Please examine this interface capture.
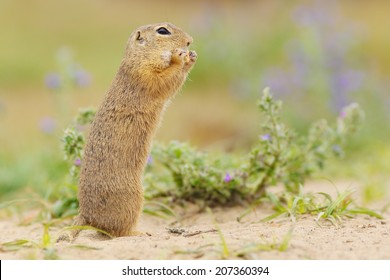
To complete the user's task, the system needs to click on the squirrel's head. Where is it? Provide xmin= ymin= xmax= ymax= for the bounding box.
xmin=121 ymin=23 xmax=196 ymax=97
xmin=125 ymin=22 xmax=193 ymax=62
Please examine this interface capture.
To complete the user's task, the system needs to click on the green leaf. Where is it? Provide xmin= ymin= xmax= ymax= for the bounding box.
xmin=324 ymin=189 xmax=354 ymax=217
xmin=260 ymin=211 xmax=286 ymax=222
xmin=2 ymin=239 xmax=31 ymax=247
xmin=42 ymin=224 xmax=51 ymax=248
xmin=348 ymin=208 xmax=383 ymax=219
xmin=278 ymin=229 xmax=293 ymax=252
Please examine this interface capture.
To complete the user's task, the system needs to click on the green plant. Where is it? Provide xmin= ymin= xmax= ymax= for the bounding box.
xmin=42 ymin=107 xmax=97 ymax=219
xmin=235 ymin=229 xmax=293 ymax=258
xmin=62 ymin=107 xmax=96 ymax=182
xmin=146 ymin=88 xmax=364 ymax=206
xmin=57 ymin=88 xmax=366 ymax=220
xmin=1 ymin=221 xmax=110 ymax=259
xmin=258 ymin=186 xmax=383 ymax=225
xmin=1 ymin=222 xmax=60 ymax=260
xmin=247 ymin=88 xmax=364 ymax=196
xmin=149 ymin=141 xmax=248 ymax=206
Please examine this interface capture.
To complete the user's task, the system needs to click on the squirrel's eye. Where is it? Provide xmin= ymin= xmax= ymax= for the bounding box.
xmin=156 ymin=27 xmax=171 ymax=35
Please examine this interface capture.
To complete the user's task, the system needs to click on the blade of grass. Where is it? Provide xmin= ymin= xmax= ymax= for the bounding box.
xmin=325 ymin=189 xmax=354 ymax=217
xmin=143 ymin=201 xmax=177 ymax=219
xmin=207 ymin=208 xmax=229 ymax=258
xmin=2 ymin=239 xmax=31 ymax=247
xmin=317 ymin=192 xmax=333 ymax=203
xmin=266 ymin=192 xmax=286 ymax=212
xmin=0 ymin=199 xmax=30 ymax=209
xmin=70 ymin=244 xmax=102 ymax=250
xmin=235 ymin=243 xmax=271 ymax=257
xmin=2 ymin=239 xmax=40 ymax=251
xmin=237 ymin=200 xmax=262 ymax=222
xmin=278 ymin=228 xmax=293 ymax=252
xmin=260 ymin=210 xmax=286 ymax=222
xmin=59 ymin=225 xmax=113 ymax=238
xmin=348 ymin=208 xmax=383 ymax=219
xmin=42 ymin=223 xmax=51 ymax=248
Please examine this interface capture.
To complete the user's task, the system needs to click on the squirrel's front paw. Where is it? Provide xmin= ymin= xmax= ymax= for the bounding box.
xmin=183 ymin=50 xmax=197 ymax=71
xmin=171 ymin=48 xmax=188 ymax=64
xmin=171 ymin=48 xmax=197 ymax=71
xmin=187 ymin=50 xmax=197 ymax=64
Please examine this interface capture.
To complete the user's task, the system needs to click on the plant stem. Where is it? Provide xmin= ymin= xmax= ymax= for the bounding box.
xmin=254 ymin=153 xmax=280 ymax=198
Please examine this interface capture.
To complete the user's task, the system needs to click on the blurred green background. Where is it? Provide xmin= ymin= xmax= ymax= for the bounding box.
xmin=0 ymin=0 xmax=389 ymax=201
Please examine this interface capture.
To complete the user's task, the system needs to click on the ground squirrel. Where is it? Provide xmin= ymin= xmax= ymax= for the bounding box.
xmin=59 ymin=22 xmax=197 ymax=240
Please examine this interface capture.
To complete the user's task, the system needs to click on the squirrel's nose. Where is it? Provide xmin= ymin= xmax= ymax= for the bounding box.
xmin=186 ymin=36 xmax=193 ymax=47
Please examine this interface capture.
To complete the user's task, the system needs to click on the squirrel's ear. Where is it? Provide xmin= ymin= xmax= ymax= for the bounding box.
xmin=135 ymin=31 xmax=145 ymax=45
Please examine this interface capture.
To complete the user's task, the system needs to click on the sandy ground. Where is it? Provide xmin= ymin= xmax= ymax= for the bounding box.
xmin=1 ymin=182 xmax=389 ymax=260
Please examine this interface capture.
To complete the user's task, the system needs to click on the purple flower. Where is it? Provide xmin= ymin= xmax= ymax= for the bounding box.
xmin=147 ymin=155 xmax=153 ymax=165
xmin=339 ymin=110 xmax=347 ymax=119
xmin=39 ymin=117 xmax=56 ymax=134
xmin=73 ymin=68 xmax=91 ymax=88
xmin=261 ymin=134 xmax=271 ymax=141
xmin=262 ymin=68 xmax=292 ymax=97
xmin=333 ymin=70 xmax=365 ymax=93
xmin=44 ymin=73 xmax=61 ymax=90
xmin=74 ymin=158 xmax=82 ymax=166
xmin=292 ymin=1 xmax=339 ymax=28
xmin=330 ymin=70 xmax=365 ymax=110
xmin=224 ymin=172 xmax=233 ymax=183
xmin=332 ymin=145 xmax=342 ymax=155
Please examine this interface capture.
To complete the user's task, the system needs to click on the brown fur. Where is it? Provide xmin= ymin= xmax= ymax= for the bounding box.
xmin=59 ymin=23 xmax=197 ymax=241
